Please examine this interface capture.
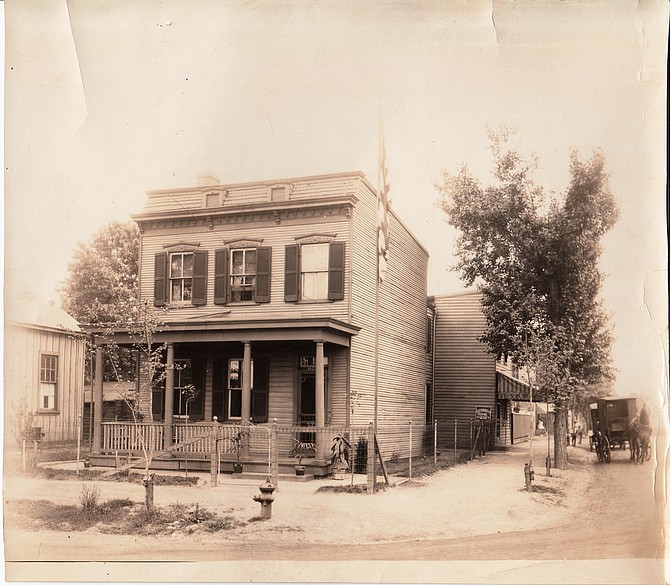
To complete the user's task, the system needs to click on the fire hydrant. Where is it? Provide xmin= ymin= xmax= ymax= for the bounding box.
xmin=524 ymin=462 xmax=535 ymax=491
xmin=253 ymin=478 xmax=275 ymax=519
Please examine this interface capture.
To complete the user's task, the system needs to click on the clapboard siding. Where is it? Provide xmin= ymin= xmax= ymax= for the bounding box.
xmin=433 ymin=292 xmax=496 ymax=423
xmin=139 ymin=213 xmax=351 ymax=322
xmin=142 ymin=173 xmax=361 ymax=214
xmin=349 ymin=179 xmax=429 ymax=455
xmin=4 ymin=322 xmax=85 ymax=443
xmin=267 ymin=352 xmax=295 ymax=425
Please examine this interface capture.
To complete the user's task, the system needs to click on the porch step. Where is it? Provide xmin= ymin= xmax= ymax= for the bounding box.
xmin=86 ymin=453 xmax=333 ymax=478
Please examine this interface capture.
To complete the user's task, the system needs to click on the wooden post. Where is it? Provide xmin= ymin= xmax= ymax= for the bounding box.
xmin=93 ymin=346 xmax=104 ymax=453
xmin=164 ymin=343 xmax=175 ymax=448
xmin=315 ymin=341 xmax=326 ymax=459
xmin=271 ymin=419 xmax=279 ymax=489
xmin=367 ymin=422 xmax=375 ymax=494
xmin=454 ymin=419 xmax=457 ymax=465
xmin=433 ymin=419 xmax=438 ymax=466
xmin=408 ymin=420 xmax=413 ymax=481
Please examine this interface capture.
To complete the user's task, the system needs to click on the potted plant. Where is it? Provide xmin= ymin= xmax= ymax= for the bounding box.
xmin=289 ymin=439 xmax=316 ymax=476
xmin=330 ymin=435 xmax=351 ymax=480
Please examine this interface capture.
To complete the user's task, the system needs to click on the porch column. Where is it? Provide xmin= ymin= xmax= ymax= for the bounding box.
xmin=93 ymin=346 xmax=104 ymax=453
xmin=315 ymin=342 xmax=325 ymax=428
xmin=164 ymin=343 xmax=175 ymax=448
xmin=241 ymin=341 xmax=252 ymax=425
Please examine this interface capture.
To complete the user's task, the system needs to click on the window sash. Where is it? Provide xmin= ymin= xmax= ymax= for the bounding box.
xmin=301 ymin=243 xmax=329 ymax=299
xmin=40 ymin=354 xmax=58 ymax=383
xmin=170 ymin=252 xmax=194 ymax=302
xmin=227 ymin=358 xmax=253 ymax=420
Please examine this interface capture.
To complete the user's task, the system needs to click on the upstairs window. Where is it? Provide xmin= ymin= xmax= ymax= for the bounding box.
xmin=170 ymin=252 xmax=194 ymax=302
xmin=230 ymin=248 xmax=257 ymax=302
xmin=284 ymin=241 xmax=345 ymax=302
xmin=154 ymin=249 xmax=208 ymax=307
xmin=301 ymin=243 xmax=329 ymax=300
xmin=39 ymin=354 xmax=58 ymax=411
xmin=214 ymin=246 xmax=271 ymax=305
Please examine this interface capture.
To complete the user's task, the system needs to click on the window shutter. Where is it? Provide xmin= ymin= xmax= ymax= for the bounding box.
xmin=251 ymin=359 xmax=269 ymax=423
xmin=284 ymin=244 xmax=300 ymax=302
xmin=255 ymin=247 xmax=272 ymax=303
xmin=154 ymin=252 xmax=168 ymax=306
xmin=328 ymin=242 xmax=345 ymax=301
xmin=191 ymin=251 xmax=208 ymax=306
xmin=214 ymin=249 xmax=228 ymax=305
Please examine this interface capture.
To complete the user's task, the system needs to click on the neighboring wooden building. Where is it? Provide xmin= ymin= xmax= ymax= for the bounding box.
xmin=432 ymin=290 xmax=531 ymax=449
xmin=89 ymin=171 xmax=430 ymax=469
xmin=4 ymin=303 xmax=85 ymax=444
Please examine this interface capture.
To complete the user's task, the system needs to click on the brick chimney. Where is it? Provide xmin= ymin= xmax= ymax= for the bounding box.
xmin=197 ymin=172 xmax=221 ymax=187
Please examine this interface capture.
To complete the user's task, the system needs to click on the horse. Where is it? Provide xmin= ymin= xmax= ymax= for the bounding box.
xmin=637 ymin=423 xmax=652 ymax=463
xmin=626 ymin=417 xmax=652 ymax=463
xmin=626 ymin=418 xmax=641 ymax=463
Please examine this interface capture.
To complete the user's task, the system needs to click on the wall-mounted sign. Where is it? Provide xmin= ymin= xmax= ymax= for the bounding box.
xmin=475 ymin=406 xmax=491 ymax=421
xmin=299 ymin=356 xmax=328 ymax=370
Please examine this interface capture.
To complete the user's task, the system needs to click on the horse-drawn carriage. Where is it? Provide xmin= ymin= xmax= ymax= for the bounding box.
xmin=589 ymin=397 xmax=651 ymax=464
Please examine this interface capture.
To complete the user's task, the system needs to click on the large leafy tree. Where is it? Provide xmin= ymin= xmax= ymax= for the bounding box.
xmin=436 ymin=130 xmax=618 ymax=468
xmin=61 ymin=221 xmax=140 ymax=325
xmin=61 ymin=220 xmax=140 ymax=381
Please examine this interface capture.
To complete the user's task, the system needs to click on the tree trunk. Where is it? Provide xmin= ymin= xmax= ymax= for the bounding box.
xmin=143 ymin=473 xmax=155 ymax=511
xmin=554 ymin=402 xmax=569 ymax=469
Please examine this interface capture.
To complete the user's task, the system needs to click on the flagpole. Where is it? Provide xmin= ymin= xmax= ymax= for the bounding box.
xmin=373 ymin=119 xmax=390 ymax=494
xmin=372 ymin=126 xmax=382 ymax=492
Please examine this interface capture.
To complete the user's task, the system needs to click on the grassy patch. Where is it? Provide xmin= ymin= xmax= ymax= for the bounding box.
xmin=36 ymin=467 xmax=198 ymax=486
xmin=7 ymin=498 xmax=244 ymax=536
xmin=317 ymin=482 xmax=388 ymax=494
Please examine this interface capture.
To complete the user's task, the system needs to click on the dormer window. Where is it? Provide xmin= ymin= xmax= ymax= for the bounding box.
xmin=203 ymin=190 xmax=226 ymax=208
xmin=269 ymin=185 xmax=287 ymax=202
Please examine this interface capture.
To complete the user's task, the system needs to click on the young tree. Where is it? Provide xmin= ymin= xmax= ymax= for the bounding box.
xmin=436 ymin=130 xmax=618 ymax=469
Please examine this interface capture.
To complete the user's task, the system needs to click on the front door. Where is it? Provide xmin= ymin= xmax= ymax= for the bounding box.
xmin=298 ymin=373 xmax=316 ymax=441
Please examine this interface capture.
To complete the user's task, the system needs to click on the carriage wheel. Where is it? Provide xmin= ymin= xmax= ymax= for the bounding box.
xmin=603 ymin=438 xmax=611 ymax=463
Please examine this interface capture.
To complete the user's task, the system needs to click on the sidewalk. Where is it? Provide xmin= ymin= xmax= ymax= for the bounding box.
xmin=4 ymin=440 xmax=595 ymax=546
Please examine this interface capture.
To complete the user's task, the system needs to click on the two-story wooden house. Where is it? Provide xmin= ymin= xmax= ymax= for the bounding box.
xmin=432 ymin=290 xmax=531 ymax=451
xmin=89 ymin=171 xmax=429 ymax=473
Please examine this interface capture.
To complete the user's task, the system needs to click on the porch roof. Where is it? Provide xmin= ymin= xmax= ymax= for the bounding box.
xmin=87 ymin=316 xmax=360 ymax=347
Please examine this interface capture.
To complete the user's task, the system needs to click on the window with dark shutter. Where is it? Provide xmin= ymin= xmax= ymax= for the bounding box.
xmin=214 ymin=249 xmax=228 ymax=305
xmin=191 ymin=250 xmax=208 ymax=306
xmin=284 ymin=244 xmax=299 ymax=302
xmin=328 ymin=242 xmax=345 ymax=301
xmin=154 ymin=252 xmax=168 ymax=306
xmin=255 ymin=247 xmax=272 ymax=303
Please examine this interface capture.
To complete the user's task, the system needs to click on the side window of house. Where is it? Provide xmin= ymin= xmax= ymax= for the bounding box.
xmin=214 ymin=247 xmax=271 ymax=305
xmin=284 ymin=242 xmax=345 ymax=302
xmin=39 ymin=354 xmax=58 ymax=410
xmin=154 ymin=250 xmax=207 ymax=307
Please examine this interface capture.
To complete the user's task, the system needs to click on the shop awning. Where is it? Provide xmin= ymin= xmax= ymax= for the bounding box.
xmin=496 ymin=371 xmax=531 ymax=401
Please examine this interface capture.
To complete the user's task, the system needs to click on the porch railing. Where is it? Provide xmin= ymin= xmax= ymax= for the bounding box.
xmin=101 ymin=421 xmax=371 ymax=460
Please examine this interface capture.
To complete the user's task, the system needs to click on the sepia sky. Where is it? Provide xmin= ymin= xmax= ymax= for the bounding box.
xmin=3 ymin=1 xmax=668 ymax=406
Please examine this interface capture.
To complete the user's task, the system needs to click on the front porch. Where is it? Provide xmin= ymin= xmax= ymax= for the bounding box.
xmin=88 ymin=421 xmax=374 ymax=483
